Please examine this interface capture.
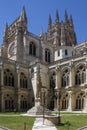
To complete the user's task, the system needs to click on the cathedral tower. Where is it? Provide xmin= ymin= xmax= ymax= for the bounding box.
xmin=1 ymin=7 xmax=28 ymax=62
xmin=46 ymin=10 xmax=77 ymax=47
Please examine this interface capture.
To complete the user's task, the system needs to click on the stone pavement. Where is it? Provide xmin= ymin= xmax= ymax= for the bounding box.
xmin=77 ymin=126 xmax=87 ymax=130
xmin=32 ymin=117 xmax=57 ymax=130
xmin=0 ymin=126 xmax=10 ymax=130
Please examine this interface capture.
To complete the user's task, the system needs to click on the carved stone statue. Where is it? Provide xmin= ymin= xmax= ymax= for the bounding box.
xmin=36 ymin=70 xmax=41 ymax=98
xmin=36 ymin=64 xmax=42 ymax=99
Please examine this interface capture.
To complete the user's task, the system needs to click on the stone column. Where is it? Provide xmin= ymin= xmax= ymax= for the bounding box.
xmin=1 ymin=94 xmax=4 ymax=112
xmin=55 ymin=66 xmax=61 ymax=111
xmin=0 ymin=62 xmax=4 ymax=86
xmin=53 ymin=96 xmax=57 ymax=111
xmin=55 ymin=69 xmax=58 ymax=89
xmin=0 ymin=62 xmax=4 ymax=111
xmin=54 ymin=98 xmax=57 ymax=110
xmin=55 ymin=65 xmax=61 ymax=89
xmin=27 ymin=69 xmax=31 ymax=89
xmin=67 ymin=91 xmax=72 ymax=112
xmin=69 ymin=61 xmax=75 ymax=87
xmin=15 ymin=64 xmax=20 ymax=111
xmin=17 ymin=95 xmax=20 ymax=111
xmin=23 ymin=36 xmax=28 ymax=62
xmin=16 ymin=65 xmax=20 ymax=88
xmin=83 ymin=90 xmax=87 ymax=112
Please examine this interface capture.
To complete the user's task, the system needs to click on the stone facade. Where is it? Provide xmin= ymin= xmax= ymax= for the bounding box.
xmin=0 ymin=7 xmax=87 ymax=112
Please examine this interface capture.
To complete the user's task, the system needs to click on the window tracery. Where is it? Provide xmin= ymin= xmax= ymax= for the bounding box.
xmin=20 ymin=72 xmax=27 ymax=88
xmin=50 ymin=71 xmax=56 ymax=89
xmin=76 ymin=93 xmax=84 ymax=110
xmin=75 ymin=65 xmax=86 ymax=85
xmin=45 ymin=49 xmax=50 ymax=63
xmin=29 ymin=42 xmax=36 ymax=56
xmin=62 ymin=68 xmax=70 ymax=87
xmin=4 ymin=69 xmax=14 ymax=87
xmin=20 ymin=95 xmax=28 ymax=110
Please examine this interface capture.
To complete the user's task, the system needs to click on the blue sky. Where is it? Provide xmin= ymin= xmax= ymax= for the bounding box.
xmin=0 ymin=0 xmax=87 ymax=44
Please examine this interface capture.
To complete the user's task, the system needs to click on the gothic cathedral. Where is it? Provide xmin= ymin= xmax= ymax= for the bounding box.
xmin=0 ymin=7 xmax=87 ymax=112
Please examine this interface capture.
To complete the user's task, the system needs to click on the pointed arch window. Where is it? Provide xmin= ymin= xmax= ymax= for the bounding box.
xmin=45 ymin=49 xmax=50 ymax=63
xmin=29 ymin=42 xmax=36 ymax=56
xmin=20 ymin=95 xmax=28 ymax=111
xmin=50 ymin=72 xmax=56 ymax=89
xmin=20 ymin=72 xmax=27 ymax=88
xmin=62 ymin=94 xmax=69 ymax=109
xmin=62 ymin=68 xmax=70 ymax=87
xmin=33 ymin=44 xmax=36 ymax=56
xmin=29 ymin=43 xmax=32 ymax=54
xmin=4 ymin=69 xmax=14 ymax=87
xmin=5 ymin=95 xmax=14 ymax=111
xmin=75 ymin=65 xmax=86 ymax=85
xmin=62 ymin=96 xmax=68 ymax=109
xmin=76 ymin=93 xmax=84 ymax=110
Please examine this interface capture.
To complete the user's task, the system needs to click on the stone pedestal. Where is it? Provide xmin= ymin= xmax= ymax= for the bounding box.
xmin=27 ymin=98 xmax=51 ymax=115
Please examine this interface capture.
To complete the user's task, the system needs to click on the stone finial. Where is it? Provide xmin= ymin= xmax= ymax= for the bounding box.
xmin=3 ymin=23 xmax=8 ymax=43
xmin=5 ymin=23 xmax=8 ymax=31
xmin=21 ymin=6 xmax=27 ymax=23
xmin=64 ymin=10 xmax=68 ymax=22
xmin=48 ymin=15 xmax=52 ymax=30
xmin=69 ymin=15 xmax=74 ymax=27
xmin=39 ymin=28 xmax=44 ymax=40
xmin=55 ymin=9 xmax=59 ymax=23
xmin=61 ymin=23 xmax=66 ymax=46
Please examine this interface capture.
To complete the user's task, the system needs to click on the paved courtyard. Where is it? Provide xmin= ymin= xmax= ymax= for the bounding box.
xmin=32 ymin=116 xmax=87 ymax=130
xmin=32 ymin=118 xmax=57 ymax=130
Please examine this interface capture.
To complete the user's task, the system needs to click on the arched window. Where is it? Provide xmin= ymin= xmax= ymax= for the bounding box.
xmin=76 ymin=93 xmax=84 ymax=110
xmin=20 ymin=95 xmax=28 ymax=111
xmin=62 ymin=95 xmax=68 ymax=109
xmin=50 ymin=72 xmax=56 ymax=89
xmin=29 ymin=43 xmax=32 ymax=54
xmin=75 ymin=65 xmax=86 ymax=85
xmin=62 ymin=68 xmax=70 ymax=87
xmin=4 ymin=69 xmax=14 ymax=87
xmin=45 ymin=49 xmax=50 ymax=63
xmin=5 ymin=95 xmax=14 ymax=111
xmin=20 ymin=72 xmax=27 ymax=88
xmin=29 ymin=42 xmax=36 ymax=56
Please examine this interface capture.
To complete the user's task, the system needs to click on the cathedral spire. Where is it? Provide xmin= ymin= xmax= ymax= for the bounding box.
xmin=39 ymin=27 xmax=44 ymax=40
xmin=64 ymin=10 xmax=68 ymax=22
xmin=21 ymin=6 xmax=27 ymax=23
xmin=4 ymin=23 xmax=8 ymax=32
xmin=69 ymin=15 xmax=74 ymax=27
xmin=48 ymin=15 xmax=52 ymax=30
xmin=61 ymin=22 xmax=66 ymax=46
xmin=40 ymin=28 xmax=44 ymax=36
xmin=3 ymin=23 xmax=8 ymax=43
xmin=55 ymin=9 xmax=59 ymax=23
